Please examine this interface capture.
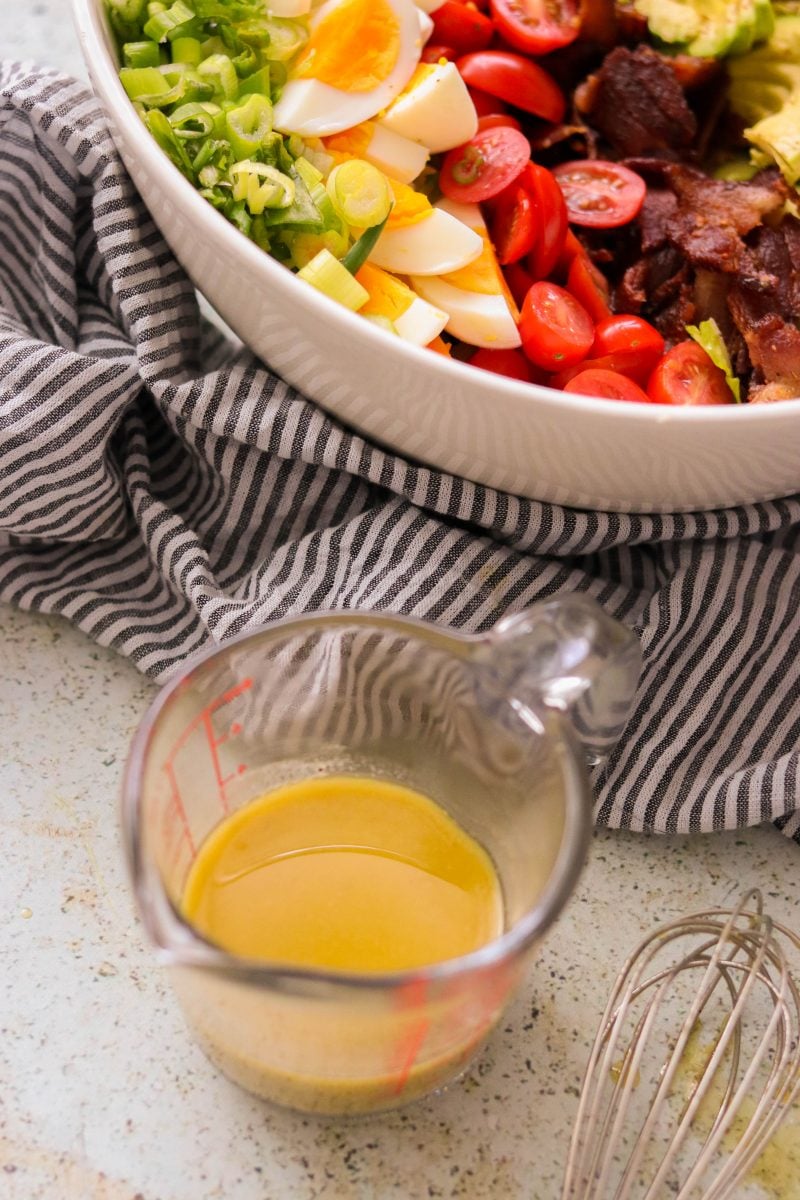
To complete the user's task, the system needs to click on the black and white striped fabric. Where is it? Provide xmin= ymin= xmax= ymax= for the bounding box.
xmin=2 ymin=64 xmax=799 ymax=840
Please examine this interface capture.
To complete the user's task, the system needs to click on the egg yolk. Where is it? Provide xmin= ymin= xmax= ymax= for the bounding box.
xmin=293 ymin=0 xmax=401 ymax=93
xmin=324 ymin=122 xmax=376 ymax=159
xmin=386 ymin=177 xmax=433 ymax=228
xmin=356 ymin=263 xmax=414 ymax=320
xmin=441 ymin=233 xmax=520 ymax=317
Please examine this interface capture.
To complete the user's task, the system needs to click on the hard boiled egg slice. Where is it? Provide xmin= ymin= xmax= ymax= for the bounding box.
xmin=378 ymin=61 xmax=478 ymax=154
xmin=355 ymin=263 xmax=448 ymax=344
xmin=324 ymin=121 xmax=428 ymax=185
xmin=367 ymin=181 xmax=483 ymax=275
xmin=413 ymin=0 xmax=445 ymax=12
xmin=272 ymin=0 xmax=422 ymax=138
xmin=410 ymin=200 xmax=521 ymax=348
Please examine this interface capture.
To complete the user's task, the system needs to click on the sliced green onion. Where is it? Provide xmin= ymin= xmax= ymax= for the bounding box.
xmin=326 ymin=159 xmax=392 ymax=229
xmin=290 ymin=228 xmax=350 ymax=269
xmin=233 ymin=18 xmax=272 ymax=47
xmin=171 ymin=35 xmax=202 ymax=65
xmin=142 ymin=108 xmax=194 ymax=178
xmin=191 ymin=133 xmax=226 ymax=170
xmin=169 ymin=101 xmax=216 ymax=139
xmin=200 ymin=35 xmax=226 ymax=58
xmin=259 ymin=165 xmax=324 ymax=231
xmin=237 ymin=65 xmax=272 ymax=100
xmin=298 ymin=249 xmax=369 ymax=311
xmin=225 ymin=198 xmax=252 ymax=236
xmin=260 ymin=18 xmax=307 ymax=62
xmin=230 ymin=161 xmax=295 ymax=213
xmin=341 ymin=209 xmax=391 ymax=275
xmin=143 ymin=0 xmax=198 ymax=43
xmin=225 ymin=93 xmax=273 ymax=160
xmin=197 ymin=53 xmax=239 ymax=100
xmin=292 ymin=154 xmax=323 ymax=190
xmin=162 ymin=62 xmax=215 ymax=101
xmin=122 ymin=41 xmax=162 ymax=68
xmin=119 ymin=65 xmax=171 ymax=101
xmin=109 ymin=0 xmax=151 ymax=40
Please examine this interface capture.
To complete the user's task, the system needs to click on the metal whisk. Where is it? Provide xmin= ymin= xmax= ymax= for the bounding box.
xmin=562 ymin=889 xmax=800 ymax=1200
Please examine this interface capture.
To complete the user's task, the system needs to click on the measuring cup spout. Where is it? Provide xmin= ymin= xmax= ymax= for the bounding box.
xmin=472 ymin=596 xmax=642 ymax=764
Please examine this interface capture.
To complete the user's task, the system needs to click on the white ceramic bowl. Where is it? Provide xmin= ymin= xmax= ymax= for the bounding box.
xmin=73 ymin=0 xmax=800 ymax=513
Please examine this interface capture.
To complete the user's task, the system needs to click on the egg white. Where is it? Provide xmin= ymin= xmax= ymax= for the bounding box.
xmin=379 ymin=61 xmax=478 ymax=154
xmin=368 ymin=208 xmax=483 ymax=275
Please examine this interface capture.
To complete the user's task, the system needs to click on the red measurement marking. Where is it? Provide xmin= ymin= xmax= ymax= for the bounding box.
xmin=164 ymin=678 xmax=253 ymax=763
xmin=390 ymin=977 xmax=430 ymax=1095
xmin=165 ymin=760 xmax=195 ymax=860
xmin=161 ymin=677 xmax=253 ymax=832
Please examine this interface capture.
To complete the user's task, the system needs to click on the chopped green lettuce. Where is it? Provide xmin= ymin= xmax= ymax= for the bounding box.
xmin=686 ymin=319 xmax=742 ymax=402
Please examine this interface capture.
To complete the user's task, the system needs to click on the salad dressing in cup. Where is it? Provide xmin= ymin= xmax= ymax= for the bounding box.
xmin=122 ymin=598 xmax=640 ymax=1114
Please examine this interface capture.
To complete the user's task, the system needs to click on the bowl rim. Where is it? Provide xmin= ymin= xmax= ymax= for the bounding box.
xmin=71 ymin=0 xmax=800 ymax=430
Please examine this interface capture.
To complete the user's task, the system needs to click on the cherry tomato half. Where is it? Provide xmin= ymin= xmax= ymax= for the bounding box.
xmin=431 ymin=1 xmax=495 ymax=53
xmin=439 ymin=125 xmax=531 ymax=204
xmin=592 ymin=315 xmax=665 ymax=381
xmin=477 ymin=112 xmax=523 ymax=132
xmin=563 ymin=368 xmax=651 ymax=403
xmin=521 ymin=163 xmax=568 ymax=281
xmin=520 ymin=281 xmax=594 ymax=371
xmin=457 ymin=51 xmax=566 ymax=123
xmin=468 ymin=86 xmax=508 ymax=117
xmin=489 ymin=0 xmax=580 ymax=56
xmin=503 ymin=260 xmax=535 ymax=308
xmin=551 ymin=351 xmax=655 ymax=389
xmin=421 ymin=43 xmax=458 ymax=64
xmin=566 ymin=252 xmax=612 ymax=323
xmin=490 ymin=183 xmax=537 ymax=264
xmin=552 ymin=160 xmax=646 ymax=228
xmin=471 ymin=347 xmax=535 ymax=382
xmin=647 ymin=342 xmax=733 ymax=406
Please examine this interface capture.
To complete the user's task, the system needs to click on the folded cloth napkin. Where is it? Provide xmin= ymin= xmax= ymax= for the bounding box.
xmin=2 ymin=63 xmax=799 ymax=840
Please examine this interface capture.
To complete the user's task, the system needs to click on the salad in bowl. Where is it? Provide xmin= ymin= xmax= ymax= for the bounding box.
xmin=73 ymin=0 xmax=800 ymax=510
xmin=104 ymin=0 xmax=800 ymax=405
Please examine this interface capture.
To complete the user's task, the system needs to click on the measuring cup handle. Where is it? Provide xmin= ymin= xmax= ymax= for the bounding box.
xmin=475 ymin=596 xmax=642 ymax=764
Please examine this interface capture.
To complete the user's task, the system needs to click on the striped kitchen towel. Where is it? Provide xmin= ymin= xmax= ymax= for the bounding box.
xmin=2 ymin=63 xmax=799 ymax=839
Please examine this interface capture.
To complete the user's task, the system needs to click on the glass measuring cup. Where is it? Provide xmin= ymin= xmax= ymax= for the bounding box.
xmin=122 ymin=597 xmax=641 ymax=1115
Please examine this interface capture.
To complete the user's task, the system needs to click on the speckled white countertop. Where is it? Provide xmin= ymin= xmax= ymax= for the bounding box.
xmin=2 ymin=7 xmax=800 ymax=1199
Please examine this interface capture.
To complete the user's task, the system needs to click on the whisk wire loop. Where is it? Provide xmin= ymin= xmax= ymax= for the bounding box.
xmin=561 ymin=889 xmax=800 ymax=1200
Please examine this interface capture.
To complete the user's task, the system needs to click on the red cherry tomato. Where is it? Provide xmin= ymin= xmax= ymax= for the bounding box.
xmin=551 ymin=351 xmax=656 ymax=389
xmin=468 ymin=86 xmax=508 ymax=116
xmin=457 ymin=51 xmax=566 ymax=123
xmin=489 ymin=0 xmax=579 ymax=55
xmin=592 ymin=315 xmax=665 ymax=381
xmin=519 ymin=281 xmax=594 ymax=371
xmin=490 ymin=182 xmax=537 ymax=264
xmin=563 ymin=368 xmax=651 ymax=403
xmin=421 ymin=43 xmax=458 ymax=63
xmin=520 ymin=163 xmax=568 ymax=280
xmin=439 ymin=126 xmax=531 ymax=204
xmin=647 ymin=342 xmax=733 ymax=406
xmin=566 ymin=252 xmax=612 ymax=324
xmin=503 ymin=261 xmax=535 ymax=308
xmin=471 ymin=347 xmax=535 ymax=382
xmin=431 ymin=1 xmax=495 ymax=52
xmin=552 ymin=160 xmax=646 ymax=228
xmin=477 ymin=112 xmax=522 ymax=132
